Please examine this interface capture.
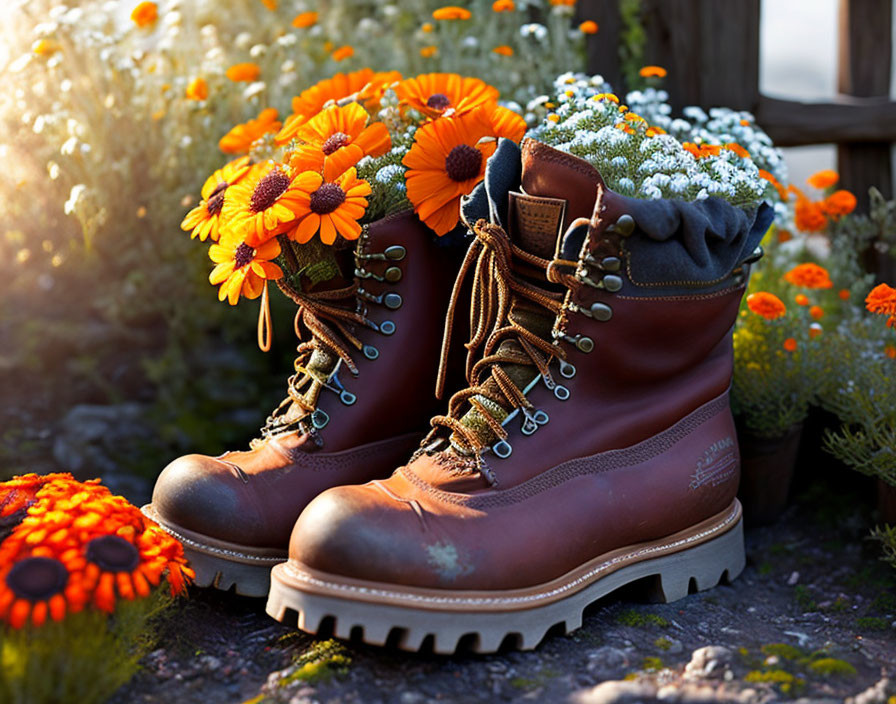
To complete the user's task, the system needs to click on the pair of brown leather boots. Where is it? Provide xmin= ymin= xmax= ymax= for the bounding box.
xmin=145 ymin=139 xmax=771 ymax=653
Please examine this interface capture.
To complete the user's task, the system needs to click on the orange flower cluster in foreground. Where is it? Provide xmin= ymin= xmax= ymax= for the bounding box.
xmin=791 ymin=170 xmax=857 ymax=233
xmin=191 ymin=69 xmax=527 ymax=304
xmin=747 ymin=292 xmax=786 ymax=320
xmin=0 ymin=473 xmax=192 ymax=629
xmin=865 ymin=283 xmax=896 ymax=328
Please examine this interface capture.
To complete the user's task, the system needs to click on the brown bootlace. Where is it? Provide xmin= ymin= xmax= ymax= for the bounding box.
xmin=429 ymin=219 xmax=566 ymax=465
xmin=258 ymin=280 xmax=374 ymax=433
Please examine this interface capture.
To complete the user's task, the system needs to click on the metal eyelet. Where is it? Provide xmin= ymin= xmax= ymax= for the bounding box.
xmin=608 ymin=214 xmax=635 ymax=237
xmin=383 ymin=292 xmax=403 ymax=310
xmin=591 ymin=302 xmax=613 ymax=321
xmin=553 ymin=384 xmax=570 ymax=400
xmin=602 ymin=275 xmax=623 ymax=292
xmin=384 ymin=266 xmax=402 ymax=283
xmin=339 ymin=390 xmax=357 ymax=405
xmin=357 ymin=245 xmax=406 ymax=262
xmin=520 ymin=407 xmax=549 ymax=436
xmin=379 ymin=320 xmax=396 ymax=335
xmin=492 ymin=439 xmax=512 ymax=458
xmin=311 ymin=409 xmax=329 ymax=429
xmin=600 ymin=256 xmax=621 ymax=272
xmin=363 ymin=345 xmax=379 ymax=360
xmin=559 ymin=360 xmax=577 ymax=378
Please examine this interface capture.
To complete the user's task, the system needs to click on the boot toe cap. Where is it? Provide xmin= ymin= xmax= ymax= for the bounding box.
xmin=150 ymin=454 xmax=261 ymax=545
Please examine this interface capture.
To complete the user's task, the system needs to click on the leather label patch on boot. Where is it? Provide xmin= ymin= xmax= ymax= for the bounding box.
xmin=689 ymin=436 xmax=737 ymax=490
xmin=508 ymin=192 xmax=566 ymax=259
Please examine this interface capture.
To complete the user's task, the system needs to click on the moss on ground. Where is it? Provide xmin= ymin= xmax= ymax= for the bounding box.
xmin=654 ymin=637 xmax=672 ymax=651
xmin=808 ymin=658 xmax=857 ymax=678
xmin=745 ymin=668 xmax=805 ymax=696
xmin=760 ymin=643 xmax=802 ymax=660
xmin=856 ymin=616 xmax=889 ymax=631
xmin=615 ymin=609 xmax=669 ymax=628
xmin=278 ymin=640 xmax=350 ymax=686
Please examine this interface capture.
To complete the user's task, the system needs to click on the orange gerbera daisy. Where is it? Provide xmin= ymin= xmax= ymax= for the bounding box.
xmin=746 ymin=292 xmax=786 ymax=320
xmin=394 ymin=73 xmax=499 ymax=120
xmin=221 ymin=162 xmax=312 ymax=245
xmin=278 ymin=69 xmax=402 ymax=144
xmin=209 ymin=232 xmax=283 ymax=304
xmin=181 ymin=156 xmax=252 ymax=242
xmin=639 ymin=65 xmax=667 ymax=78
xmin=403 ymin=109 xmax=498 ymax=236
xmin=489 ymin=105 xmax=527 ymax=142
xmin=287 ymin=168 xmax=371 ymax=245
xmin=0 ymin=474 xmax=192 ymax=629
xmin=783 ymin=263 xmax=833 ymax=289
xmin=219 ymin=108 xmax=282 ymax=154
xmin=288 ymin=103 xmax=391 ymax=180
xmin=807 ymin=169 xmax=838 ymax=190
xmin=226 ymin=62 xmax=261 ymax=82
xmin=865 ymin=283 xmax=896 ymax=316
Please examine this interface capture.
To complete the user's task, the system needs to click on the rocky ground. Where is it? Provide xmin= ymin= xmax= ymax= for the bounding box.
xmin=109 ymin=489 xmax=896 ymax=704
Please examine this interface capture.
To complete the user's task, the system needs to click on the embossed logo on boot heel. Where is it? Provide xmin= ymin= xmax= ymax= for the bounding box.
xmin=690 ymin=436 xmax=736 ymax=489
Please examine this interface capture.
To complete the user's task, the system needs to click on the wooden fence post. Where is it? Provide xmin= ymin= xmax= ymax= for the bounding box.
xmin=578 ymin=0 xmax=623 ymax=91
xmin=837 ymin=0 xmax=893 ymax=212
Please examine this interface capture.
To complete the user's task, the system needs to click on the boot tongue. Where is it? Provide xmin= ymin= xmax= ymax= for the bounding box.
xmin=508 ymin=138 xmax=603 ymax=259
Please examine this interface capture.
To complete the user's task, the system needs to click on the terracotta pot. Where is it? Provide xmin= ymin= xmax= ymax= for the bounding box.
xmin=877 ymin=480 xmax=896 ymax=524
xmin=736 ymin=422 xmax=803 ymax=526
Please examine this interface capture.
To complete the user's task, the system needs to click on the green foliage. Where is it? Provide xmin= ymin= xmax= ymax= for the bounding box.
xmin=278 ymin=639 xmax=350 ymax=686
xmin=760 ymin=643 xmax=803 ymax=661
xmin=615 ymin=609 xmax=669 ymax=628
xmin=794 ymin=585 xmax=817 ymax=612
xmin=618 ymin=0 xmax=647 ymax=90
xmin=855 ymin=616 xmax=889 ymax=632
xmin=0 ymin=589 xmax=171 ymax=704
xmin=808 ymin=658 xmax=857 ymax=677
xmin=653 ymin=637 xmax=672 ymax=651
xmin=641 ymin=656 xmax=664 ymax=671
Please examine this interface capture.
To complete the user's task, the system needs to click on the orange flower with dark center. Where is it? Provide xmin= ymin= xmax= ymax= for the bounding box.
xmin=807 ymin=169 xmax=838 ymax=190
xmin=822 ymin=189 xmax=857 ymax=217
xmin=865 ymin=283 xmax=896 ymax=316
xmin=639 ymin=65 xmax=667 ymax=78
xmin=0 ymin=474 xmax=193 ymax=628
xmin=794 ymin=198 xmax=827 ymax=232
xmin=219 ymin=108 xmax=282 ymax=154
xmin=746 ymin=292 xmax=786 ymax=320
xmin=784 ymin=263 xmax=833 ymax=289
xmin=286 ymin=168 xmax=371 ymax=245
xmin=209 ymin=232 xmax=283 ymax=304
xmin=394 ymin=73 xmax=499 ymax=120
xmin=287 ymin=103 xmax=391 ymax=180
xmin=433 ymin=6 xmax=472 ymax=20
xmin=181 ymin=156 xmax=252 ymax=242
xmin=226 ymin=62 xmax=261 ymax=82
xmin=292 ymin=12 xmax=318 ymax=28
xmin=130 ymin=1 xmax=158 ymax=27
xmin=403 ymin=109 xmax=497 ymax=236
xmin=277 ymin=69 xmax=402 ymax=143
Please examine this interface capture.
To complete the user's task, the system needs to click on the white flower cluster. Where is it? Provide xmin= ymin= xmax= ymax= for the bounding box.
xmin=529 ymin=75 xmax=786 ymax=210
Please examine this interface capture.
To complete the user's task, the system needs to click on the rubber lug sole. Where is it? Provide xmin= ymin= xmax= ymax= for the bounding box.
xmin=265 ymin=504 xmax=745 ymax=654
xmin=141 ymin=504 xmax=286 ymax=598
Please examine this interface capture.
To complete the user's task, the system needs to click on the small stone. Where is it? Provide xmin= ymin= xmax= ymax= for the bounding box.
xmin=573 ymin=679 xmax=658 ymax=704
xmin=684 ymin=646 xmax=733 ymax=680
xmin=198 ymin=655 xmax=222 ymax=671
xmin=400 ymin=692 xmax=425 ymax=704
xmin=787 ymin=571 xmax=800 ymax=585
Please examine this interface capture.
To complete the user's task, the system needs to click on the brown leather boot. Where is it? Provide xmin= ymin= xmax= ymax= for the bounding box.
xmin=265 ymin=139 xmax=773 ymax=650
xmin=143 ymin=212 xmax=462 ymax=596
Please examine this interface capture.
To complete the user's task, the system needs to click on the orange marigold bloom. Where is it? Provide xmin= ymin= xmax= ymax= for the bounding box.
xmin=286 ymin=168 xmax=371 ymax=245
xmin=221 ymin=162 xmax=312 ymax=246
xmin=288 ymin=102 xmax=391 ymax=181
xmin=492 ymin=0 xmax=515 ymax=10
xmin=219 ymin=108 xmax=282 ymax=154
xmin=784 ymin=262 xmax=833 ymax=289
xmin=181 ymin=156 xmax=252 ymax=242
xmin=639 ymin=65 xmax=667 ymax=78
xmin=724 ymin=143 xmax=750 ymax=159
xmin=809 ymin=323 xmax=823 ymax=339
xmin=746 ymin=292 xmax=786 ymax=320
xmin=420 ymin=46 xmax=438 ymax=58
xmin=292 ymin=11 xmax=318 ymax=28
xmin=208 ymin=232 xmax=283 ymax=304
xmin=758 ymin=169 xmax=788 ymax=201
xmin=433 ymin=6 xmax=472 ymax=20
xmin=777 ymin=229 xmax=793 ymax=243
xmin=331 ymin=45 xmax=354 ymax=62
xmin=809 ymin=305 xmax=824 ymax=320
xmin=0 ymin=473 xmax=192 ymax=629
xmin=422 ymin=22 xmax=434 ymax=32
xmin=783 ymin=337 xmax=797 ymax=352
xmin=185 ymin=77 xmax=208 ymax=101
xmin=394 ymin=73 xmax=499 ymax=120
xmin=807 ymin=169 xmax=838 ymax=190
xmin=278 ymin=69 xmax=401 ymax=143
xmin=492 ymin=45 xmax=514 ymax=56
xmin=795 ymin=293 xmax=809 ymax=306
xmin=403 ymin=109 xmax=497 ymax=236
xmin=838 ymin=289 xmax=851 ymax=300
xmin=579 ymin=20 xmax=599 ymax=34
xmin=886 ymin=344 xmax=896 ymax=359
xmin=865 ymin=283 xmax=896 ymax=316
xmin=226 ymin=62 xmax=261 ymax=82
xmin=130 ymin=1 xmax=158 ymax=27
xmin=794 ymin=198 xmax=827 ymax=232
xmin=822 ymin=189 xmax=857 ymax=217
xmin=682 ymin=142 xmax=721 ymax=159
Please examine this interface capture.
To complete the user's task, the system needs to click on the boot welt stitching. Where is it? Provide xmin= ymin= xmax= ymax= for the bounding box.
xmin=153 ymin=520 xmax=286 ymax=564
xmin=279 ymin=502 xmax=739 ymax=607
